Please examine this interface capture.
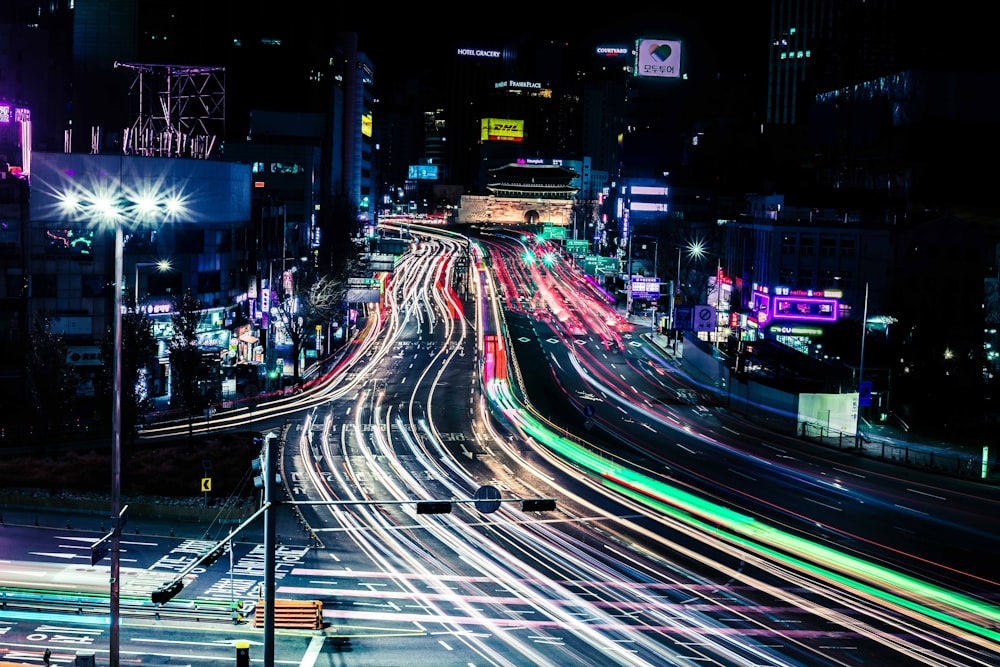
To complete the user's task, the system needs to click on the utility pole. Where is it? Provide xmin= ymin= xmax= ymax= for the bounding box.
xmin=626 ymin=229 xmax=633 ymax=317
xmin=263 ymin=432 xmax=278 ymax=665
xmin=856 ymin=282 xmax=869 ymax=449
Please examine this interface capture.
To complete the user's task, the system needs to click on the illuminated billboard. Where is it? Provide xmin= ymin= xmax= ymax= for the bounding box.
xmin=772 ymin=295 xmax=839 ymax=322
xmin=457 ymin=47 xmax=502 ymax=59
xmin=752 ymin=287 xmax=840 ymax=325
xmin=362 ymin=113 xmax=372 ymax=137
xmin=630 ymin=276 xmax=661 ymax=300
xmin=596 ymin=46 xmax=629 ymax=58
xmin=635 ymin=39 xmax=682 ymax=79
xmin=408 ymin=164 xmax=439 ymax=180
xmin=481 ymin=118 xmax=524 ymax=142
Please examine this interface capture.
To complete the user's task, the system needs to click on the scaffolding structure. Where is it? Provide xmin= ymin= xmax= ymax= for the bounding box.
xmin=114 ymin=61 xmax=225 ymax=160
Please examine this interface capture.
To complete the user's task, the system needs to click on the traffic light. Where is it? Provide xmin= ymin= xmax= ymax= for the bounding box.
xmin=197 ymin=543 xmax=226 ymax=568
xmin=251 ymin=436 xmax=280 ymax=489
xmin=151 ymin=580 xmax=184 ymax=604
xmin=251 ymin=455 xmax=264 ymax=489
xmin=416 ymin=501 xmax=452 ymax=514
xmin=521 ymin=498 xmax=557 ymax=512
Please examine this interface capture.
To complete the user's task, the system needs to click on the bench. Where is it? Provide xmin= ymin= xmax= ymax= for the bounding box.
xmin=252 ymin=598 xmax=323 ymax=629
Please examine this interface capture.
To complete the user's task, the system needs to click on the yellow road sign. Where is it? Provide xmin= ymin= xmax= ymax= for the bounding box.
xmin=201 ymin=477 xmax=212 ymax=492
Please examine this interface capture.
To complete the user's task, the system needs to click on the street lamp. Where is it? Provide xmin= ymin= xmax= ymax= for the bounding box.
xmin=54 ymin=174 xmax=188 ymax=667
xmin=627 ymin=233 xmax=659 ymax=318
xmin=666 ymin=239 xmax=703 ymax=339
xmin=134 ymin=259 xmax=173 ymax=310
xmin=686 ymin=239 xmax=725 ymax=348
xmin=668 ymin=245 xmax=682 ymax=336
xmin=110 ymin=216 xmax=125 ymax=667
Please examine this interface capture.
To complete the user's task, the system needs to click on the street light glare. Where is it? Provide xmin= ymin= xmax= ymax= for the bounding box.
xmin=93 ymin=195 xmax=125 ymax=222
xmin=133 ymin=194 xmax=161 ymax=218
xmin=162 ymin=193 xmax=190 ymax=219
xmin=46 ymin=179 xmax=192 ymax=225
xmin=687 ymin=238 xmax=709 ymax=258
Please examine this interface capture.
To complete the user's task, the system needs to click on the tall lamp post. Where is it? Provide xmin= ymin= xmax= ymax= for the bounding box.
xmin=628 ymin=234 xmax=659 ymax=319
xmin=687 ymin=240 xmax=724 ymax=347
xmin=856 ymin=281 xmax=870 ymax=448
xmin=669 ymin=245 xmax=682 ymax=334
xmin=134 ymin=259 xmax=172 ymax=310
xmin=110 ymin=218 xmax=124 ymax=667
xmin=57 ymin=169 xmax=187 ymax=667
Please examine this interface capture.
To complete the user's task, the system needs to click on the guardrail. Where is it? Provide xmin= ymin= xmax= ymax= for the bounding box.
xmin=0 ymin=587 xmax=243 ymax=623
xmin=799 ymin=421 xmax=995 ymax=482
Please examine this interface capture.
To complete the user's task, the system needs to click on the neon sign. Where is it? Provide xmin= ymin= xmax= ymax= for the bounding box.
xmin=753 ymin=288 xmax=839 ymax=324
xmin=772 ymin=296 xmax=839 ymax=322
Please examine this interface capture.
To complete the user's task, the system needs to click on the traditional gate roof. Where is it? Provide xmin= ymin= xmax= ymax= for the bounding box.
xmin=486 ymin=163 xmax=579 ymax=199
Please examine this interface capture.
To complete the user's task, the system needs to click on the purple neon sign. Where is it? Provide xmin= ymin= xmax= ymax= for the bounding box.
xmin=752 ymin=290 xmax=839 ymax=324
xmin=771 ymin=295 xmax=839 ymax=322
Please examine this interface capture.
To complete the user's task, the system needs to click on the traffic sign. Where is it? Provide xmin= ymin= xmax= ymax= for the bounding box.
xmin=201 ymin=477 xmax=212 ymax=492
xmin=116 ymin=504 xmax=129 ymax=532
xmin=859 ymin=380 xmax=872 ymax=407
xmin=90 ymin=533 xmax=111 ymax=566
xmin=693 ymin=305 xmax=716 ymax=332
xmin=474 ymin=485 xmax=502 ymax=514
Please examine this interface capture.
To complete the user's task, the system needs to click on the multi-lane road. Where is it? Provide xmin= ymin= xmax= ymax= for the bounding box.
xmin=2 ymin=221 xmax=998 ymax=666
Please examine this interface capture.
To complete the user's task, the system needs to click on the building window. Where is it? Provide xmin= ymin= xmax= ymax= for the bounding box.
xmin=840 ymin=239 xmax=856 ymax=257
xmin=820 ymin=238 xmax=837 ymax=257
xmin=270 ymin=162 xmax=304 ymax=174
xmin=798 ymin=269 xmax=813 ymax=288
xmin=198 ymin=270 xmax=221 ymax=293
xmin=781 ymin=236 xmax=796 ymax=255
xmin=799 ymin=237 xmax=815 ymax=256
xmin=174 ymin=228 xmax=205 ymax=253
xmin=32 ymin=273 xmax=57 ymax=298
xmin=81 ymin=275 xmax=106 ymax=298
xmin=820 ymin=270 xmax=838 ymax=289
xmin=5 ymin=275 xmax=23 ymax=298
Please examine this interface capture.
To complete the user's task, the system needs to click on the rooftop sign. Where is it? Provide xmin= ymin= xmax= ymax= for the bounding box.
xmin=635 ymin=39 xmax=682 ymax=79
xmin=457 ymin=48 xmax=501 ymax=58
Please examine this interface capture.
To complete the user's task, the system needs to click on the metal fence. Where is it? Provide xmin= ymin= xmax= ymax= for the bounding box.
xmin=798 ymin=421 xmax=994 ymax=483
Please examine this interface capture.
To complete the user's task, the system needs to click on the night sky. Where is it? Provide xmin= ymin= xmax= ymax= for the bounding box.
xmin=361 ymin=10 xmax=768 ymax=92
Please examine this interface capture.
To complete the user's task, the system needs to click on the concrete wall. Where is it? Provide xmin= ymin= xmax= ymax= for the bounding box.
xmin=457 ymin=195 xmax=572 ymax=225
xmin=681 ymin=333 xmax=810 ymax=435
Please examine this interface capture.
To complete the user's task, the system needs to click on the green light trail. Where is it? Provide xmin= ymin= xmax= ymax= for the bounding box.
xmin=484 ymin=376 xmax=1000 ymax=644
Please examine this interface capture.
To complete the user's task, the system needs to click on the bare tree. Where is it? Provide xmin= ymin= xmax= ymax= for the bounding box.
xmin=270 ymin=271 xmax=348 ymax=386
xmin=168 ymin=290 xmax=214 ymax=431
xmin=571 ymin=199 xmax=598 ymax=246
xmin=98 ymin=311 xmax=157 ymax=440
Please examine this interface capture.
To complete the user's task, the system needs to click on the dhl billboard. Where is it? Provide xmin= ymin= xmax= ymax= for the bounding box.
xmin=481 ymin=118 xmax=524 ymax=142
